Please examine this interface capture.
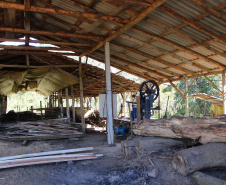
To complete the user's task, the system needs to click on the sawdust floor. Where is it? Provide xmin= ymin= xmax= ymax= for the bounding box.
xmin=0 ymin=131 xmax=219 ymax=185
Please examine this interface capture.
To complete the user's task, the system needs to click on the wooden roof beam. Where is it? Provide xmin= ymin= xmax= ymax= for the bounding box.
xmin=0 ymin=38 xmax=91 ymax=47
xmin=0 ymin=64 xmax=78 ymax=68
xmin=188 ymin=0 xmax=226 ymax=22
xmin=0 ymin=45 xmax=81 ymax=52
xmin=0 ymin=1 xmax=129 ymax=23
xmin=103 ymin=0 xmax=151 ymax=7
xmin=0 ymin=50 xmax=78 ymax=56
xmin=0 ymin=27 xmax=104 ymax=40
xmin=131 ymin=28 xmax=225 ymax=69
xmin=80 ymin=0 xmax=167 ymax=57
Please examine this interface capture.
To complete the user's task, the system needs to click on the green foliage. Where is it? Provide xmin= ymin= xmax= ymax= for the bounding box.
xmin=162 ymin=75 xmax=222 ymax=117
xmin=7 ymin=92 xmax=46 ymax=113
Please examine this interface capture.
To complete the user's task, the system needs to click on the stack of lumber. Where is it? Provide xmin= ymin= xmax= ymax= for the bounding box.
xmin=0 ymin=147 xmax=103 ymax=170
xmin=1 ymin=119 xmax=83 ymax=141
xmin=133 ymin=116 xmax=226 ymax=144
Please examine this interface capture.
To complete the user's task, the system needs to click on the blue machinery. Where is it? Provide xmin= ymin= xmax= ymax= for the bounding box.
xmin=129 ymin=80 xmax=159 ymax=120
xmin=116 ymin=80 xmax=159 ymax=135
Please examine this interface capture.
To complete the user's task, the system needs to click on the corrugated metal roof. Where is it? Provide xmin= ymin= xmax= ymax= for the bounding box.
xmin=180 ymin=25 xmax=213 ymax=42
xmin=191 ymin=46 xmax=215 ymax=56
xmin=165 ymin=0 xmax=205 ymax=19
xmin=135 ymin=20 xmax=166 ymax=35
xmin=1 ymin=0 xmax=226 ymax=84
xmin=164 ymin=33 xmax=195 ymax=47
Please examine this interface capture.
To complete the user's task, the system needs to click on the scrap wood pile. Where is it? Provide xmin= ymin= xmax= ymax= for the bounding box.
xmin=0 ymin=147 xmax=103 ymax=170
xmin=0 ymin=119 xmax=83 ymax=141
xmin=86 ymin=110 xmax=106 ymax=127
xmin=133 ymin=116 xmax=226 ymax=144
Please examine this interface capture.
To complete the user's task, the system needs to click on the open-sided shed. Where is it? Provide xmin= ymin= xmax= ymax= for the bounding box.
xmin=0 ymin=0 xmax=225 ymax=144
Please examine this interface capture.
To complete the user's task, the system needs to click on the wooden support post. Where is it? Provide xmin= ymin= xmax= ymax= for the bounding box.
xmin=71 ymin=86 xmax=75 ymax=124
xmin=105 ymin=42 xmax=114 ymax=145
xmin=65 ymin=88 xmax=70 ymax=120
xmin=222 ymin=70 xmax=226 ymax=114
xmin=123 ymin=92 xmax=126 ymax=116
xmin=40 ymin=101 xmax=43 ymax=119
xmin=136 ymin=96 xmax=141 ymax=122
xmin=79 ymin=57 xmax=85 ymax=133
xmin=60 ymin=90 xmax=63 ymax=118
xmin=158 ymin=94 xmax=160 ymax=119
xmin=58 ymin=91 xmax=60 ymax=108
xmin=185 ymin=76 xmax=189 ymax=117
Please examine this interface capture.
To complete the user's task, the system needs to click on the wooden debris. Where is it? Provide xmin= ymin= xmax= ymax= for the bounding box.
xmin=171 ymin=143 xmax=226 ymax=176
xmin=133 ymin=116 xmax=226 ymax=144
xmin=0 ymin=147 xmax=103 ymax=169
xmin=0 ymin=119 xmax=83 ymax=141
xmin=192 ymin=171 xmax=226 ymax=185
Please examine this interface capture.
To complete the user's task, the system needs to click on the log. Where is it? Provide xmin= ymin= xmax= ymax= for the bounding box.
xmin=192 ymin=172 xmax=226 ymax=185
xmin=171 ymin=143 xmax=226 ymax=176
xmin=133 ymin=116 xmax=226 ymax=144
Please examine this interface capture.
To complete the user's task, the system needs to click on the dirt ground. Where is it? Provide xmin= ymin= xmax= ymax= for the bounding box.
xmin=0 ymin=131 xmax=224 ymax=185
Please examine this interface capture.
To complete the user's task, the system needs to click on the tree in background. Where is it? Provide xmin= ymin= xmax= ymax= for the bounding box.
xmin=162 ymin=75 xmax=222 ymax=117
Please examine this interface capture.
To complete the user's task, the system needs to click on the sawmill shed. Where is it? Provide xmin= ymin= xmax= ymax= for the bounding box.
xmin=0 ymin=0 xmax=226 ymax=142
xmin=0 ymin=0 xmax=225 ymax=184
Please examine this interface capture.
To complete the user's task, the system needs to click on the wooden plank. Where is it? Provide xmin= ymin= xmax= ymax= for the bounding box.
xmin=0 ymin=153 xmax=103 ymax=169
xmin=0 ymin=147 xmax=94 ymax=161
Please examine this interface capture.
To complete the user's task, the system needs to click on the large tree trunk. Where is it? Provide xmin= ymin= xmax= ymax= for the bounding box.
xmin=133 ymin=116 xmax=226 ymax=144
xmin=192 ymin=172 xmax=226 ymax=185
xmin=171 ymin=143 xmax=226 ymax=176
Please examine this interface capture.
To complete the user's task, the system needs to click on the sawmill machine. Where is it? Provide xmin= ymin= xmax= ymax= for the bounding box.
xmin=130 ymin=80 xmax=160 ymax=120
xmin=115 ymin=80 xmax=159 ymax=135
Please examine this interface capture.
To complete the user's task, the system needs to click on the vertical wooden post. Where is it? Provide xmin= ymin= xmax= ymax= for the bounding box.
xmin=71 ymin=86 xmax=76 ymax=123
xmin=123 ymin=92 xmax=126 ymax=116
xmin=158 ymin=94 xmax=160 ymax=119
xmin=185 ymin=76 xmax=189 ymax=117
xmin=65 ymin=88 xmax=70 ymax=120
xmin=40 ymin=101 xmax=43 ymax=119
xmin=79 ymin=57 xmax=85 ymax=133
xmin=136 ymin=96 xmax=141 ymax=122
xmin=222 ymin=71 xmax=226 ymax=114
xmin=60 ymin=90 xmax=63 ymax=118
xmin=105 ymin=42 xmax=114 ymax=145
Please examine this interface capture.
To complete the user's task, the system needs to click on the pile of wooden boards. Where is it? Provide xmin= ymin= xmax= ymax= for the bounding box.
xmin=133 ymin=116 xmax=226 ymax=144
xmin=0 ymin=147 xmax=103 ymax=170
xmin=0 ymin=119 xmax=83 ymax=141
